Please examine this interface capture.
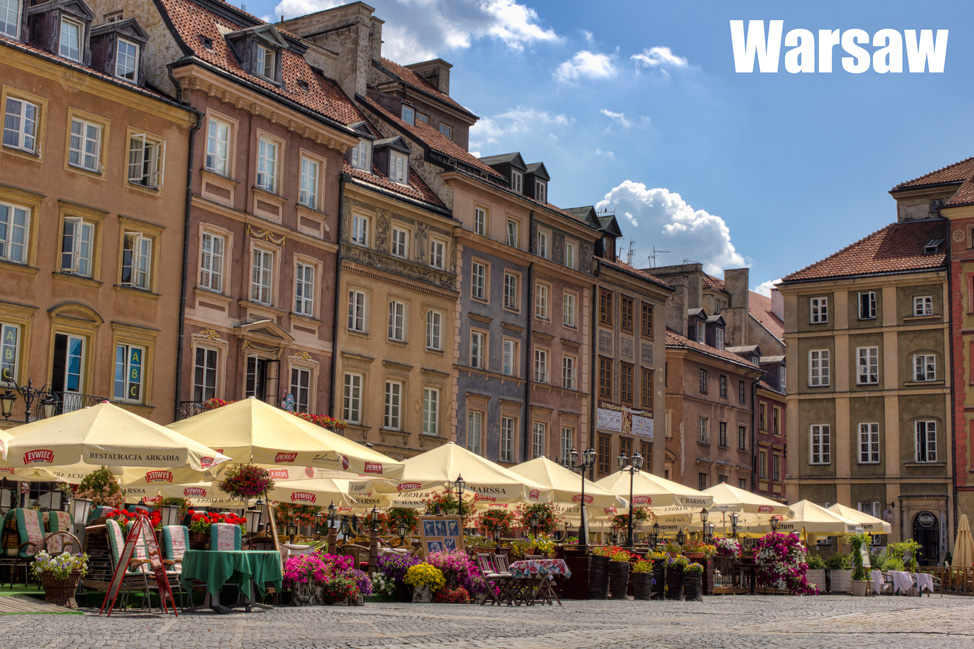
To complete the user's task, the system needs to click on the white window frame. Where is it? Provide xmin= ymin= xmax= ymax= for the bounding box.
xmin=500 ymin=416 xmax=515 ymax=463
xmin=351 ymin=139 xmax=371 ymax=171
xmin=535 ymin=180 xmax=547 ymax=203
xmin=507 ymin=219 xmax=519 ymax=247
xmin=391 ymin=226 xmax=409 ymax=259
xmin=698 ymin=417 xmax=709 ymax=443
xmin=60 ymin=217 xmax=94 ymax=277
xmin=383 ymin=380 xmax=402 ymax=430
xmin=0 ymin=322 xmax=20 ymax=385
xmin=563 ymin=292 xmax=577 ymax=327
xmin=438 ymin=123 xmax=452 ymax=140
xmin=534 ymin=348 xmax=549 ymax=383
xmin=474 ymin=207 xmax=487 ymax=236
xmin=121 ymin=231 xmax=152 ymax=290
xmin=858 ymin=291 xmax=877 ymax=320
xmin=113 ymin=343 xmax=145 ymax=403
xmin=115 ymin=38 xmax=139 ymax=82
xmin=471 ymin=261 xmax=487 ymax=301
xmin=256 ymin=136 xmax=279 ymax=193
xmin=856 ymin=346 xmax=879 ymax=385
xmin=255 ymin=43 xmax=276 ymax=80
xmin=560 ymin=427 xmax=573 ymax=465
xmin=205 ymin=117 xmax=231 ymax=175
xmin=69 ymin=118 xmax=102 ymax=173
xmin=915 ymin=420 xmax=937 ymax=463
xmin=294 ymin=261 xmax=315 ymax=317
xmin=564 ymin=240 xmax=576 ymax=269
xmin=199 ymin=231 xmax=225 ymax=293
xmin=389 ymin=150 xmax=408 ymax=185
xmin=503 ymin=272 xmax=519 ymax=311
xmin=289 ymin=366 xmax=311 ymax=413
xmin=401 ymin=105 xmax=415 ymax=125
xmin=347 ymin=289 xmax=367 ymax=333
xmin=809 ymin=349 xmax=830 ymax=387
xmin=127 ymin=133 xmax=164 ymax=189
xmin=342 ymin=372 xmax=362 ymax=424
xmin=502 ymin=339 xmax=517 ymax=376
xmin=0 ymin=0 xmax=22 ymax=39
xmin=537 ymin=229 xmax=550 ymax=259
xmin=298 ymin=156 xmax=320 ymax=209
xmin=429 ymin=239 xmax=445 ymax=270
xmin=3 ymin=96 xmax=38 ymax=153
xmin=387 ymin=299 xmax=406 ymax=342
xmin=249 ymin=247 xmax=273 ymax=305
xmin=914 ymin=354 xmax=936 ymax=382
xmin=470 ymin=330 xmax=485 ymax=369
xmin=467 ymin=410 xmax=483 ymax=455
xmin=858 ymin=422 xmax=880 ymax=464
xmin=192 ymin=345 xmax=218 ymax=402
xmin=511 ymin=170 xmax=522 ymax=194
xmin=422 ymin=387 xmax=439 ymax=436
xmin=532 ymin=422 xmax=546 ymax=459
xmin=810 ymin=297 xmax=829 ymax=324
xmin=426 ymin=310 xmax=442 ymax=351
xmin=351 ymin=214 xmax=370 ymax=247
xmin=913 ymin=295 xmax=934 ymax=316
xmin=563 ymin=355 xmax=576 ymax=390
xmin=696 ymin=321 xmax=705 ymax=343
xmin=535 ymin=283 xmax=549 ymax=319
xmin=810 ymin=424 xmax=831 ymax=465
xmin=0 ymin=202 xmax=29 ymax=265
xmin=59 ymin=17 xmax=82 ymax=62
xmin=715 ymin=327 xmax=724 ymax=350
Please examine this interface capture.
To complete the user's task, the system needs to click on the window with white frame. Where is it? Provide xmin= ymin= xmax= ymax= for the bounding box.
xmin=401 ymin=105 xmax=414 ymax=125
xmin=192 ymin=346 xmax=218 ymax=402
xmin=810 ymin=297 xmax=828 ymax=324
xmin=474 ymin=207 xmax=487 ymax=236
xmin=507 ymin=219 xmax=519 ymax=247
xmin=205 ymin=117 xmax=230 ymax=175
xmin=858 ymin=502 xmax=881 ymax=518
xmin=3 ymin=96 xmax=37 ymax=153
xmin=115 ymin=39 xmax=139 ymax=81
xmin=350 ymin=139 xmax=371 ymax=171
xmin=537 ymin=229 xmax=550 ymax=259
xmin=438 ymin=123 xmax=452 ymax=140
xmin=532 ymin=422 xmax=546 ymax=459
xmin=564 ymin=240 xmax=576 ymax=269
xmin=351 ymin=214 xmax=370 ymax=246
xmin=534 ymin=348 xmax=548 ymax=383
xmin=467 ymin=410 xmax=483 ymax=455
xmin=503 ymin=272 xmax=519 ymax=311
xmin=298 ymin=156 xmax=319 ymax=209
xmin=256 ymin=137 xmax=278 ymax=192
xmin=294 ymin=262 xmax=315 ymax=316
xmin=810 ymin=424 xmax=831 ymax=465
xmin=383 ymin=380 xmax=402 ymax=430
xmin=249 ymin=247 xmax=273 ymax=305
xmin=772 ymin=454 xmax=780 ymax=481
xmin=113 ymin=343 xmax=144 ymax=402
xmin=426 ymin=310 xmax=442 ymax=350
xmin=809 ymin=349 xmax=830 ymax=387
xmin=290 ymin=366 xmax=310 ymax=413
xmin=121 ymin=232 xmax=152 ymax=290
xmin=715 ymin=327 xmax=725 ymax=350
xmin=69 ymin=118 xmax=102 ymax=172
xmin=858 ymin=291 xmax=877 ymax=320
xmin=0 ymin=0 xmax=21 ymax=39
xmin=511 ymin=170 xmax=522 ymax=194
xmin=563 ymin=355 xmax=576 ymax=389
xmin=758 ymin=450 xmax=767 ymax=479
xmin=859 ymin=422 xmax=880 ymax=464
xmin=127 ymin=133 xmax=164 ymax=189
xmin=696 ymin=321 xmax=705 ymax=343
xmin=59 ymin=18 xmax=82 ymax=61
xmin=0 ymin=322 xmax=20 ymax=385
xmin=342 ymin=373 xmax=362 ymax=423
xmin=857 ymin=346 xmax=879 ymax=385
xmin=500 ymin=416 xmax=515 ymax=462
xmin=391 ymin=227 xmax=409 ymax=258
xmin=387 ymin=300 xmax=406 ymax=342
xmin=563 ymin=292 xmax=577 ymax=327
xmin=915 ymin=420 xmax=937 ymax=462
xmin=913 ymin=295 xmax=934 ymax=316
xmin=389 ymin=151 xmax=408 ymax=184
xmin=429 ymin=239 xmax=445 ymax=270
xmin=535 ymin=180 xmax=547 ymax=203
xmin=560 ymin=427 xmax=573 ymax=464
xmin=0 ymin=202 xmax=28 ymax=265
xmin=502 ymin=339 xmax=517 ymax=376
xmin=60 ymin=217 xmax=93 ymax=277
xmin=422 ymin=387 xmax=439 ymax=436
xmin=471 ymin=261 xmax=486 ymax=301
xmin=347 ymin=289 xmax=367 ymax=333
xmin=913 ymin=354 xmax=936 ymax=381
xmin=255 ymin=43 xmax=276 ymax=80
xmin=698 ymin=417 xmax=709 ymax=443
xmin=535 ymin=283 xmax=549 ymax=319
xmin=199 ymin=232 xmax=225 ymax=292
xmin=416 ymin=112 xmax=428 ymax=124
xmin=470 ymin=331 xmax=485 ymax=369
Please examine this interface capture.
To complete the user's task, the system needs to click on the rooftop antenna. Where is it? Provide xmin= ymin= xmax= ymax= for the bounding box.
xmin=627 ymin=241 xmax=634 ymax=265
xmin=648 ymin=246 xmax=670 ymax=268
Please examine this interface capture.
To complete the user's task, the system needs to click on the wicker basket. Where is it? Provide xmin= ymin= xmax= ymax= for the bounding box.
xmin=632 ymin=571 xmax=653 ymax=600
xmin=588 ymin=555 xmax=609 ymax=600
xmin=40 ymin=571 xmax=82 ymax=608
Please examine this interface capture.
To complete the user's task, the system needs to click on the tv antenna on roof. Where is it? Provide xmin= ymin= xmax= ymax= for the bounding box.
xmin=627 ymin=241 xmax=634 ymax=265
xmin=648 ymin=246 xmax=669 ymax=268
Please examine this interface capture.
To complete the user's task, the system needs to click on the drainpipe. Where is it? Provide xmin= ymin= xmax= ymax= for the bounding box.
xmin=589 ymin=262 xmax=599 ymax=481
xmin=522 ymin=211 xmax=535 ymax=462
xmin=170 ymin=67 xmax=202 ymax=421
xmin=329 ymin=174 xmax=346 ymax=425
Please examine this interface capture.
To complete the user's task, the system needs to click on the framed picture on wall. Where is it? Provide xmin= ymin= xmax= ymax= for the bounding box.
xmin=418 ymin=515 xmax=464 ymax=558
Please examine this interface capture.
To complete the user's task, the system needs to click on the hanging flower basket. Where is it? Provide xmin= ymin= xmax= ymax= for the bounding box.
xmin=217 ymin=464 xmax=275 ymax=500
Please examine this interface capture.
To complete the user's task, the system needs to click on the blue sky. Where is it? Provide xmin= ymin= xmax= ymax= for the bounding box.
xmin=244 ymin=0 xmax=973 ymax=293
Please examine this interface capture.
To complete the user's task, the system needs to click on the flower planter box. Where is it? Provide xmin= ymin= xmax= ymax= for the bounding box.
xmin=665 ymin=570 xmax=683 ymax=600
xmin=851 ymin=580 xmax=869 ymax=597
xmin=829 ymin=569 xmax=852 ymax=594
xmin=683 ymin=574 xmax=703 ymax=601
xmin=632 ymin=572 xmax=653 ymax=600
xmin=805 ymin=569 xmax=827 ymax=593
xmin=588 ymin=555 xmax=609 ymax=600
xmin=608 ymin=560 xmax=630 ymax=600
xmin=652 ymin=565 xmax=666 ymax=600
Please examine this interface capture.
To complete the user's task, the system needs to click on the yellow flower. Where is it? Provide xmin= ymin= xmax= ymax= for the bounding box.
xmin=404 ymin=563 xmax=446 ymax=591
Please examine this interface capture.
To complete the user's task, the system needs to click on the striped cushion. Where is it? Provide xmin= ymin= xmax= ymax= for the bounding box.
xmin=162 ymin=526 xmax=189 ymax=574
xmin=210 ymin=523 xmax=241 ymax=551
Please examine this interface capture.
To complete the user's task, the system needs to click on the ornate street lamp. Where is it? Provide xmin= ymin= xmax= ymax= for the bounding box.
xmin=454 ymin=474 xmax=466 ymax=532
xmin=617 ymin=450 xmax=644 ymax=548
xmin=0 ymin=379 xmax=56 ymax=423
xmin=650 ymin=521 xmax=661 ymax=548
xmin=529 ymin=512 xmax=540 ymax=537
xmin=705 ymin=521 xmax=716 ymax=543
xmin=160 ymin=503 xmax=181 ymax=528
xmin=397 ymin=521 xmax=409 ymax=545
xmin=286 ymin=521 xmax=298 ymax=542
xmin=676 ymin=528 xmax=687 ymax=546
xmin=245 ymin=502 xmax=263 ymax=536
xmin=340 ymin=515 xmax=351 ymax=541
xmin=371 ymin=506 xmax=380 ymax=533
xmin=729 ymin=511 xmax=740 ymax=539
xmin=566 ymin=446 xmax=597 ymax=546
xmin=770 ymin=515 xmax=781 ymax=536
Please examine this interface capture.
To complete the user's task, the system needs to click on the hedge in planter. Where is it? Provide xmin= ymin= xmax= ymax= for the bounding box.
xmin=607 ymin=550 xmax=631 ymax=600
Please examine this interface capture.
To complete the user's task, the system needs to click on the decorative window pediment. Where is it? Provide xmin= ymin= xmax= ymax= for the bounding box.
xmin=225 ymin=24 xmax=288 ymax=84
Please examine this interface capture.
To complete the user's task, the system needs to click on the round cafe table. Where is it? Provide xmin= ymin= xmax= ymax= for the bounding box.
xmin=180 ymin=550 xmax=282 ymax=611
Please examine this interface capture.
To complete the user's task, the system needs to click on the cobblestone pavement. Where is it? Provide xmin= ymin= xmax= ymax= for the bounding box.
xmin=1 ymin=596 xmax=973 ymax=649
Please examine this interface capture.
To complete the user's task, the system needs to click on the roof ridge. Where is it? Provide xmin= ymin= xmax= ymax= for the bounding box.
xmin=892 ymin=154 xmax=974 ymax=190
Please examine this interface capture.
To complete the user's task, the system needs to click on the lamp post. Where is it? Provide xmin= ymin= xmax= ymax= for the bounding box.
xmin=286 ymin=521 xmax=298 ymax=543
xmin=327 ymin=502 xmax=338 ymax=553
xmin=676 ymin=528 xmax=687 ymax=547
xmin=160 ymin=503 xmax=181 ymax=529
xmin=245 ymin=503 xmax=263 ymax=536
xmin=770 ymin=515 xmax=780 ymax=537
xmin=529 ymin=512 xmax=540 ymax=537
xmin=617 ymin=450 xmax=644 ymax=548
xmin=0 ymin=379 xmax=57 ymax=423
xmin=729 ymin=511 xmax=740 ymax=539
xmin=70 ymin=496 xmax=92 ymax=540
xmin=454 ymin=474 xmax=466 ymax=533
xmin=705 ymin=522 xmax=716 ymax=543
xmin=566 ymin=446 xmax=597 ymax=546
xmin=396 ymin=521 xmax=409 ymax=546
xmin=650 ymin=521 xmax=661 ymax=548
xmin=340 ymin=515 xmax=350 ymax=542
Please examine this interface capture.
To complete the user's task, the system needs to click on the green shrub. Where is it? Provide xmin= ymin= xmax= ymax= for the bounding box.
xmin=806 ymin=554 xmax=826 ymax=570
xmin=823 ymin=553 xmax=850 ymax=570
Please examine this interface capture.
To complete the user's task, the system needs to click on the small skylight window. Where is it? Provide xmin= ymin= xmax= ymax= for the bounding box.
xmin=199 ymin=35 xmax=214 ymax=49
xmin=297 ymin=79 xmax=309 ymax=91
xmin=924 ymin=238 xmax=944 ymax=254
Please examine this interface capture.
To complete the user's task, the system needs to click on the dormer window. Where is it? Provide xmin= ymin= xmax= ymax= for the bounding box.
xmin=511 ymin=170 xmax=523 ymax=194
xmin=115 ymin=38 xmax=139 ymax=81
xmin=389 ymin=151 xmax=408 ymax=185
xmin=696 ymin=321 xmax=705 ymax=343
xmin=0 ymin=0 xmax=22 ymax=39
xmin=59 ymin=17 xmax=82 ymax=61
xmin=535 ymin=180 xmax=547 ymax=203
xmin=401 ymin=105 xmax=415 ymax=125
xmin=351 ymin=139 xmax=371 ymax=171
xmin=256 ymin=43 xmax=275 ymax=80
xmin=416 ymin=112 xmax=429 ymax=124
xmin=715 ymin=327 xmax=725 ymax=350
xmin=438 ymin=123 xmax=452 ymax=139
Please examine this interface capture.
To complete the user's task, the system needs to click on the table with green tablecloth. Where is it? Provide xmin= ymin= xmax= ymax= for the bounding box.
xmin=180 ymin=550 xmax=282 ymax=603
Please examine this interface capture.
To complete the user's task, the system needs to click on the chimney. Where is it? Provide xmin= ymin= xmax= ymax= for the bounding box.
xmin=721 ymin=268 xmax=749 ymax=347
xmin=405 ymin=59 xmax=452 ymax=95
xmin=770 ymin=287 xmax=783 ymax=321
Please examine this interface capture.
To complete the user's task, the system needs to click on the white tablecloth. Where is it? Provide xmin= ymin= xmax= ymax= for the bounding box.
xmin=915 ymin=572 xmax=934 ymax=594
xmin=890 ymin=570 xmax=915 ymax=594
xmin=870 ymin=570 xmax=887 ymax=595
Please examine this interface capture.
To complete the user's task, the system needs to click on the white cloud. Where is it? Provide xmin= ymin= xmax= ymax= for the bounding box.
xmin=600 ymin=109 xmax=631 ymax=129
xmin=753 ymin=279 xmax=781 ymax=297
xmin=596 ymin=181 xmax=744 ymax=276
xmin=581 ymin=30 xmax=594 ymax=45
xmin=470 ymin=107 xmax=574 ymax=149
xmin=274 ymin=0 xmax=558 ymax=61
xmin=631 ymin=46 xmax=689 ymax=70
xmin=595 ymin=148 xmax=615 ymax=159
xmin=555 ymin=50 xmax=618 ymax=83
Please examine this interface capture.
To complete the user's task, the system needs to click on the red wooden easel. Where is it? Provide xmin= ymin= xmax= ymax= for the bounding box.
xmin=100 ymin=512 xmax=178 ymax=616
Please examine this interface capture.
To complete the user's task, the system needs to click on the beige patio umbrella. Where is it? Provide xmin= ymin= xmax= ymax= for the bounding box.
xmin=595 ymin=470 xmax=713 ymax=508
xmin=1 ymin=402 xmax=228 ymax=472
xmin=167 ymin=397 xmax=404 ymax=479
xmin=704 ymin=483 xmax=790 ymax=515
xmin=510 ymin=457 xmax=627 ymax=509
xmin=952 ymin=514 xmax=974 ymax=568
xmin=373 ymin=442 xmax=549 ymax=505
xmin=828 ymin=503 xmax=892 ymax=534
xmin=123 ymin=481 xmax=247 ymax=508
xmin=0 ymin=428 xmax=12 ymax=460
xmin=752 ymin=500 xmax=858 ymax=538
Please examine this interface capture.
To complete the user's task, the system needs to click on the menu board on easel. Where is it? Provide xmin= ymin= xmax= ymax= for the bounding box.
xmin=418 ymin=515 xmax=464 ymax=557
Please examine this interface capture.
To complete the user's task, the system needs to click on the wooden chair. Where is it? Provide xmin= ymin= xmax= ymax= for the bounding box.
xmin=476 ymin=553 xmax=513 ymax=606
xmin=161 ymin=526 xmax=190 ymax=608
xmin=104 ymin=519 xmax=155 ymax=611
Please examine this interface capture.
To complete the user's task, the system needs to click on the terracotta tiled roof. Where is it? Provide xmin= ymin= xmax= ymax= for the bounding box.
xmin=748 ymin=291 xmax=784 ymax=342
xmin=781 ymin=219 xmax=947 ymax=283
xmin=665 ymin=329 xmax=761 ymax=371
xmin=360 ymin=95 xmax=502 ymax=179
xmin=598 ymin=257 xmax=672 ymax=291
xmin=375 ymin=57 xmax=475 ymax=117
xmin=892 ymin=155 xmax=974 ymax=191
xmin=159 ymin=0 xmax=364 ymax=127
xmin=946 ymin=176 xmax=974 ymax=207
xmin=702 ymin=274 xmax=725 ymax=291
xmin=757 ymin=379 xmax=784 ymax=395
xmin=343 ymin=161 xmax=446 ymax=209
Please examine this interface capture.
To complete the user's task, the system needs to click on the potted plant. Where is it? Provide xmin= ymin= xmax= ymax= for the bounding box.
xmin=683 ymin=562 xmax=705 ymax=601
xmin=665 ymin=555 xmax=688 ymax=600
xmin=32 ymin=551 xmax=88 ymax=608
xmin=217 ymin=463 xmax=275 ymax=500
xmin=404 ymin=563 xmax=445 ymax=603
xmin=849 ymin=532 xmax=872 ymax=596
xmin=824 ymin=552 xmax=851 ymax=593
xmin=588 ymin=546 xmax=616 ymax=599
xmin=805 ymin=553 xmax=827 ymax=592
xmin=187 ymin=510 xmax=247 ymax=549
xmin=631 ymin=559 xmax=654 ymax=600
xmin=75 ymin=466 xmax=125 ymax=517
xmin=376 ymin=553 xmax=421 ymax=602
xmin=608 ymin=549 xmax=632 ymax=600
xmin=648 ymin=550 xmax=668 ymax=600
